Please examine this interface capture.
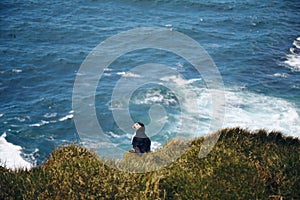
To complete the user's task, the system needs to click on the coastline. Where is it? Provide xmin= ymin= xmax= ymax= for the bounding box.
xmin=1 ymin=127 xmax=299 ymax=199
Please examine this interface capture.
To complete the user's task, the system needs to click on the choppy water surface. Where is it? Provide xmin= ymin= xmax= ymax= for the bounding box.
xmin=0 ymin=0 xmax=299 ymax=169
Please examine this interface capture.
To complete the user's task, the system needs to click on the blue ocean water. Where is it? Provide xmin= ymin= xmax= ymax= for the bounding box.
xmin=1 ymin=0 xmax=300 ymax=168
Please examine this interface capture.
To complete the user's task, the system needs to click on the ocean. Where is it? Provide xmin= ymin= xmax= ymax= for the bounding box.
xmin=0 ymin=0 xmax=299 ymax=169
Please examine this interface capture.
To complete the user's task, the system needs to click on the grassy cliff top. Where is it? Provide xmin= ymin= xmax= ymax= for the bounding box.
xmin=1 ymin=127 xmax=300 ymax=199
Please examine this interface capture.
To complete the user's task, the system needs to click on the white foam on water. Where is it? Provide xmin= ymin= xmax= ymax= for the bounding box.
xmin=160 ymin=75 xmax=201 ymax=86
xmin=223 ymin=89 xmax=300 ymax=138
xmin=0 ymin=132 xmax=32 ymax=170
xmin=285 ymin=54 xmax=300 ymax=71
xmin=59 ymin=111 xmax=74 ymax=122
xmin=151 ymin=141 xmax=162 ymax=151
xmin=133 ymin=74 xmax=300 ymax=139
xmin=284 ymin=37 xmax=300 ymax=72
xmin=108 ymin=100 xmax=126 ymax=111
xmin=0 ymin=113 xmax=4 ymax=118
xmin=104 ymin=67 xmax=112 ymax=72
xmin=107 ymin=131 xmax=122 ymax=138
xmin=103 ymin=73 xmax=112 ymax=77
xmin=88 ymin=73 xmax=300 ymax=159
xmin=12 ymin=69 xmax=22 ymax=73
xmin=116 ymin=71 xmax=142 ymax=78
xmin=293 ymin=39 xmax=300 ymax=49
xmin=29 ymin=111 xmax=72 ymax=127
xmin=15 ymin=116 xmax=27 ymax=122
xmin=29 ymin=120 xmax=50 ymax=127
xmin=273 ymin=73 xmax=289 ymax=78
xmin=43 ymin=112 xmax=57 ymax=118
xmin=139 ymin=90 xmax=178 ymax=106
xmin=103 ymin=68 xmax=113 ymax=76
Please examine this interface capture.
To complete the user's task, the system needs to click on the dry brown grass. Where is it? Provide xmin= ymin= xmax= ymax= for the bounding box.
xmin=1 ymin=127 xmax=299 ymax=199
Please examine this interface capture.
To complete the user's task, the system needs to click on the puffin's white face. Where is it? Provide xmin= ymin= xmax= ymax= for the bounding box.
xmin=132 ymin=123 xmax=141 ymax=130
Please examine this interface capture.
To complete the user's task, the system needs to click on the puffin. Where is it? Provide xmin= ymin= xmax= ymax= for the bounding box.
xmin=131 ymin=122 xmax=151 ymax=153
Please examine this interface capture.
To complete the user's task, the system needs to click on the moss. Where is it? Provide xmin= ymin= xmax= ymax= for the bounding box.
xmin=1 ymin=128 xmax=299 ymax=199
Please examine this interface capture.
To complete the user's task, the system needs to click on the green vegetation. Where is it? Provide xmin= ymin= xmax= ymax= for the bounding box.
xmin=1 ymin=128 xmax=300 ymax=199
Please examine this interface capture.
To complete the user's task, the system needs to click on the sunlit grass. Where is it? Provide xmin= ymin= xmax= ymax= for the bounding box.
xmin=1 ymin=127 xmax=299 ymax=199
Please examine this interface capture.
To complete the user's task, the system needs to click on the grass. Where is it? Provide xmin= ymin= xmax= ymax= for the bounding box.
xmin=1 ymin=127 xmax=299 ymax=199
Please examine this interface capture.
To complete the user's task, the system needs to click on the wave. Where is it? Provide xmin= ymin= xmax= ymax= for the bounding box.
xmin=130 ymin=75 xmax=300 ymax=138
xmin=284 ymin=36 xmax=300 ymax=72
xmin=58 ymin=113 xmax=74 ymax=122
xmin=102 ymin=74 xmax=300 ymax=159
xmin=136 ymin=89 xmax=178 ymax=106
xmin=29 ymin=120 xmax=50 ymax=127
xmin=29 ymin=111 xmax=74 ymax=127
xmin=160 ymin=75 xmax=201 ymax=86
xmin=0 ymin=132 xmax=33 ymax=170
xmin=223 ymin=89 xmax=300 ymax=137
xmin=43 ymin=112 xmax=57 ymax=118
xmin=116 ymin=71 xmax=142 ymax=78
xmin=273 ymin=73 xmax=289 ymax=78
xmin=12 ymin=69 xmax=22 ymax=73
